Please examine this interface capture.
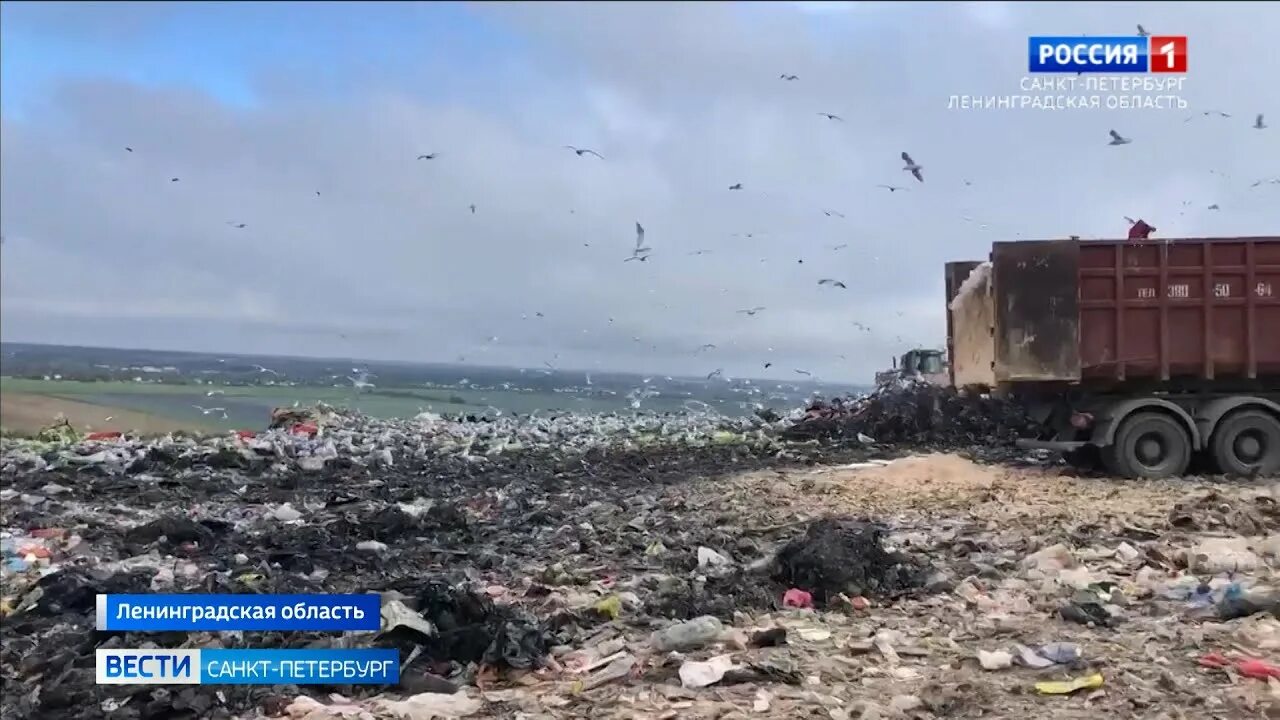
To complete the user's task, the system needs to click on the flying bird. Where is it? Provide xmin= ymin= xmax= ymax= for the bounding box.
xmin=125 ymin=147 xmax=133 ymax=152
xmin=822 ymin=209 xmax=845 ymax=218
xmin=729 ymin=183 xmax=743 ymax=190
xmin=737 ymin=306 xmax=766 ymax=316
xmin=416 ymin=153 xmax=439 ymax=160
xmin=626 ymin=222 xmax=651 ymax=262
xmin=170 ymin=177 xmax=180 ymax=182
xmin=193 ymin=405 xmax=226 ymax=415
xmin=226 ymin=222 xmax=247 ymax=229
xmin=818 ymin=278 xmax=847 ymax=289
xmin=696 ymin=344 xmax=717 ymax=352
xmin=1255 ymin=114 xmax=1268 ymax=130
xmin=707 ymin=368 xmax=724 ymax=380
xmin=206 ymin=390 xmax=225 ymax=396
xmin=852 ymin=321 xmax=871 ymax=332
xmin=469 ymin=204 xmax=476 ymax=214
xmin=900 ymin=152 xmax=923 ymax=182
xmin=564 ymin=145 xmax=604 ymax=159
xmin=1184 ymin=111 xmax=1231 ymax=122
xmin=1108 ymin=129 xmax=1132 ymax=145
xmin=1208 ymin=204 xmax=1220 ymax=210
xmin=829 ymin=243 xmax=849 ymax=251
xmin=876 ymin=184 xmax=907 ymax=193
xmin=763 ymin=362 xmax=772 ymax=369
xmin=1136 ymin=24 xmax=1150 ymax=37
xmin=794 ymin=369 xmax=812 ymax=377
xmin=251 ymin=364 xmax=280 ymax=376
xmin=779 ymin=74 xmax=798 ymax=81
xmin=818 ymin=112 xmax=843 ymax=121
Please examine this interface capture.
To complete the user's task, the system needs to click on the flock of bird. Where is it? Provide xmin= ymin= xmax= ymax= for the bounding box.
xmin=40 ymin=19 xmax=1274 ymax=392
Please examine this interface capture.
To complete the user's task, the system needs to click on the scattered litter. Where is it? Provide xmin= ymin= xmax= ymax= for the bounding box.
xmin=783 ymin=588 xmax=814 ymax=609
xmin=679 ymin=654 xmax=737 ymax=688
xmin=651 ymin=616 xmax=724 ymax=652
xmin=1035 ymin=673 xmax=1105 ymax=695
xmin=977 ymin=649 xmax=1013 ymax=670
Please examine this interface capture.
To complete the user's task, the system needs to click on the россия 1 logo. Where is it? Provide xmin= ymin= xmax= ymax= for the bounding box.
xmin=1028 ymin=35 xmax=1187 ymax=73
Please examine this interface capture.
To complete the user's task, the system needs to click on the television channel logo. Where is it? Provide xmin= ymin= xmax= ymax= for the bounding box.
xmin=1028 ymin=36 xmax=1187 ymax=74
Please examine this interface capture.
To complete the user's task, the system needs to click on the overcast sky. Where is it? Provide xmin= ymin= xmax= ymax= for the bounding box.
xmin=1 ymin=1 xmax=1277 ymax=382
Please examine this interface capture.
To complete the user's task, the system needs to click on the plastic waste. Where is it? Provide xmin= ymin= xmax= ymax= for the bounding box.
xmin=783 ymin=588 xmax=814 ymax=609
xmin=978 ymin=649 xmax=1014 ymax=670
xmin=1035 ymin=672 xmax=1104 ymax=695
xmin=650 ymin=615 xmax=724 ymax=652
xmin=697 ymin=546 xmax=732 ymax=569
xmin=1014 ymin=644 xmax=1054 ymax=669
xmin=679 ymin=654 xmax=737 ymax=688
xmin=1200 ymin=653 xmax=1280 ymax=680
xmin=1038 ymin=642 xmax=1082 ymax=664
xmin=594 ymin=595 xmax=622 ymax=620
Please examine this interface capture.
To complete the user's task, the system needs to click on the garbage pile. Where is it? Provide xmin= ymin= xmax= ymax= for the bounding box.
xmin=4 ymin=401 xmax=1280 ymax=718
xmin=782 ymin=381 xmax=1040 ymax=460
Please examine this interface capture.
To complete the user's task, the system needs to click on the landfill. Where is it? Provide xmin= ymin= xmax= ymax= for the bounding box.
xmin=3 ymin=390 xmax=1280 ymax=719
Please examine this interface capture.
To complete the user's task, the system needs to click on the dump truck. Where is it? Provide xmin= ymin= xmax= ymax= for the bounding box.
xmin=945 ymin=236 xmax=1280 ymax=478
xmin=873 ymin=348 xmax=949 ymax=387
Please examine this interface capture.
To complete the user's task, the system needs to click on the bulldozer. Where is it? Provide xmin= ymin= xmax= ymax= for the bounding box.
xmin=874 ymin=348 xmax=949 ymax=387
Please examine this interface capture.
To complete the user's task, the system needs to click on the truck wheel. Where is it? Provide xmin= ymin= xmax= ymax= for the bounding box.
xmin=1211 ymin=410 xmax=1280 ymax=477
xmin=1105 ymin=412 xmax=1191 ymax=479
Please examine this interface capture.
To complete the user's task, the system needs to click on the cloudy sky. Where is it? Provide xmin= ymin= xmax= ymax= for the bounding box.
xmin=1 ymin=2 xmax=1277 ymax=382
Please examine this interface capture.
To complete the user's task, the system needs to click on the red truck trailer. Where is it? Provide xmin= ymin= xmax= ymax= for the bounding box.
xmin=946 ymin=236 xmax=1280 ymax=478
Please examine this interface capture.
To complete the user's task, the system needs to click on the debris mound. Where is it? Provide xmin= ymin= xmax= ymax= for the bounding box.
xmin=774 ymin=518 xmax=923 ymax=604
xmin=782 ymin=382 xmax=1038 ymax=459
xmin=410 ymin=581 xmax=552 ymax=670
xmin=1168 ymin=490 xmax=1280 ymax=535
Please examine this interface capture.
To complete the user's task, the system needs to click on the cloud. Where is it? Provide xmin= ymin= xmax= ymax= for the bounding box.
xmin=2 ymin=2 xmax=1278 ymax=383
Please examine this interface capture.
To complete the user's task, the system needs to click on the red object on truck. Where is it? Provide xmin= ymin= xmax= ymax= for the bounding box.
xmin=947 ymin=236 xmax=1280 ymax=479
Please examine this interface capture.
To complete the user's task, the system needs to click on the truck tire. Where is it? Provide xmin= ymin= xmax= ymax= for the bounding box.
xmin=1103 ymin=412 xmax=1191 ymax=479
xmin=1210 ymin=410 xmax=1280 ymax=477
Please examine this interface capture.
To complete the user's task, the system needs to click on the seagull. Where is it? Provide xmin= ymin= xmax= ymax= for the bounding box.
xmin=535 ymin=311 xmax=545 ymax=317
xmin=901 ymin=152 xmax=923 ymax=182
xmin=794 ymin=369 xmax=812 ymax=376
xmin=170 ymin=177 xmax=180 ymax=182
xmin=125 ymin=147 xmax=133 ymax=153
xmin=707 ymin=368 xmax=724 ymax=380
xmin=251 ymin=364 xmax=280 ymax=376
xmin=737 ymin=306 xmax=766 ymax=316
xmin=226 ymin=222 xmax=247 ymax=229
xmin=469 ymin=204 xmax=476 ymax=214
xmin=1136 ymin=24 xmax=1150 ymax=37
xmin=625 ymin=221 xmax=651 ymax=262
xmin=876 ymin=184 xmax=907 ymax=193
xmin=818 ymin=113 xmax=843 ymax=121
xmin=1208 ymin=204 xmax=1220 ymax=210
xmin=822 ymin=209 xmax=845 ymax=218
xmin=206 ymin=389 xmax=225 ymax=396
xmin=697 ymin=344 xmax=717 ymax=352
xmin=347 ymin=374 xmax=375 ymax=390
xmin=852 ymin=321 xmax=871 ymax=332
xmin=687 ymin=249 xmax=711 ymax=256
xmin=779 ymin=74 xmax=798 ymax=81
xmin=564 ymin=145 xmax=604 ymax=159
xmin=1184 ymin=111 xmax=1231 ymax=122
xmin=193 ymin=405 xmax=226 ymax=415
xmin=829 ymin=243 xmax=849 ymax=251
xmin=416 ymin=153 xmax=439 ymax=160
xmin=818 ymin=278 xmax=848 ymax=289
xmin=763 ymin=362 xmax=772 ymax=369
xmin=729 ymin=183 xmax=743 ymax=190
xmin=1250 ymin=178 xmax=1280 ymax=187
xmin=1255 ymin=114 xmax=1268 ymax=130
xmin=1108 ymin=129 xmax=1132 ymax=145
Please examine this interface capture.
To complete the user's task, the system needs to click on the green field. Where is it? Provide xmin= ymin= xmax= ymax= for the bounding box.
xmin=0 ymin=377 xmax=723 ymax=430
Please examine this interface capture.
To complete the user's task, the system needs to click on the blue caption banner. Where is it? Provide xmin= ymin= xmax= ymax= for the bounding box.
xmin=97 ymin=648 xmax=400 ymax=685
xmin=96 ymin=594 xmax=382 ymax=632
xmin=1028 ymin=36 xmax=1149 ymax=73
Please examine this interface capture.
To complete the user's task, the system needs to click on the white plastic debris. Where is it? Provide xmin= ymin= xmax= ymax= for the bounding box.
xmin=356 ymin=540 xmax=388 ymax=553
xmin=272 ymin=503 xmax=304 ymax=522
xmin=679 ymin=654 xmax=737 ymax=688
xmin=978 ymin=649 xmax=1014 ymax=670
xmin=697 ymin=546 xmax=732 ymax=569
xmin=380 ymin=599 xmax=435 ymax=638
